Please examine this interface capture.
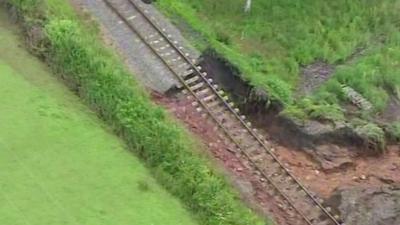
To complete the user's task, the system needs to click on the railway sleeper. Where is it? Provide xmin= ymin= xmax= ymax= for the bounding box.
xmin=202 ymin=94 xmax=217 ymax=102
xmin=195 ymin=88 xmax=211 ymax=97
xmin=189 ymin=82 xmax=205 ymax=91
xmin=212 ymin=107 xmax=230 ymax=119
xmin=205 ymin=99 xmax=222 ymax=109
xmin=184 ymin=75 xmax=199 ymax=85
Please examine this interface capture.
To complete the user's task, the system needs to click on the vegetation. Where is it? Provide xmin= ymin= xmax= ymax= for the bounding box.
xmin=0 ymin=14 xmax=197 ymax=224
xmin=350 ymin=119 xmax=386 ymax=153
xmin=157 ymin=0 xmax=400 ymax=144
xmin=158 ymin=0 xmax=400 ymax=103
xmin=386 ymin=122 xmax=400 ymax=142
xmin=3 ymin=0 xmax=266 ymax=225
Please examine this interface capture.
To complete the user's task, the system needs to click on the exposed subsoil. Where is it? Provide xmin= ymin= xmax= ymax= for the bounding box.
xmin=152 ymin=90 xmax=400 ymax=224
xmin=152 ymin=91 xmax=300 ymax=225
xmin=274 ymin=144 xmax=400 ymax=198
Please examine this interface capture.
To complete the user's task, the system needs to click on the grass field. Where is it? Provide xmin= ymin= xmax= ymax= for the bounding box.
xmin=156 ymin=0 xmax=400 ymax=147
xmin=0 ymin=10 xmax=198 ymax=225
xmin=157 ymin=0 xmax=400 ymax=123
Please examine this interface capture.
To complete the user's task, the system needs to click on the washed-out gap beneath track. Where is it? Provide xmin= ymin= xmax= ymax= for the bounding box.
xmin=193 ymin=49 xmax=360 ymax=150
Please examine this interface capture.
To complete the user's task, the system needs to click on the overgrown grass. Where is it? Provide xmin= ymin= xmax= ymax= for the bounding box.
xmin=0 ymin=16 xmax=199 ymax=223
xmin=4 ymin=0 xmax=266 ymax=225
xmin=315 ymin=35 xmax=400 ymax=113
xmin=157 ymin=0 xmax=400 ymax=147
xmin=351 ymin=119 xmax=386 ymax=153
xmin=157 ymin=0 xmax=400 ymax=106
xmin=386 ymin=122 xmax=400 ymax=142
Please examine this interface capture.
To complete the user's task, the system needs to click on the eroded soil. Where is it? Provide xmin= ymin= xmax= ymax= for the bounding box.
xmin=275 ymin=145 xmax=400 ymax=198
xmin=152 ymin=90 xmax=400 ymax=225
xmin=153 ymin=92 xmax=299 ymax=225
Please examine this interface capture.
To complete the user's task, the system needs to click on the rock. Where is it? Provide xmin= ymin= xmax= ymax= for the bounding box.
xmin=328 ymin=186 xmax=400 ymax=225
xmin=302 ymin=120 xmax=335 ymax=136
xmin=233 ymin=179 xmax=254 ymax=197
xmin=307 ymin=144 xmax=354 ymax=171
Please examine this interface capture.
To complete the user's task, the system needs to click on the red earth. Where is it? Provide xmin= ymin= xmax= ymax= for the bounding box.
xmin=152 ymin=91 xmax=400 ymax=225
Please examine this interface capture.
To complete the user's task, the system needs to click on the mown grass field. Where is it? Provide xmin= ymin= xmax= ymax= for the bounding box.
xmin=157 ymin=0 xmax=400 ymax=145
xmin=0 ymin=10 xmax=198 ymax=225
xmin=2 ymin=0 xmax=266 ymax=224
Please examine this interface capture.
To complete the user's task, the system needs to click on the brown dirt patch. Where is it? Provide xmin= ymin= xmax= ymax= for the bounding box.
xmin=152 ymin=91 xmax=303 ymax=225
xmin=152 ymin=90 xmax=400 ymax=225
xmin=274 ymin=145 xmax=400 ymax=198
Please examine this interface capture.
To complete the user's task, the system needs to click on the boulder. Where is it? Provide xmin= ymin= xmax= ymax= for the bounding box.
xmin=305 ymin=144 xmax=354 ymax=171
xmin=328 ymin=186 xmax=400 ymax=225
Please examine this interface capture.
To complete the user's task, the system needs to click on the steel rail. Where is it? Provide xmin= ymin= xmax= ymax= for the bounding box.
xmin=102 ymin=0 xmax=341 ymax=224
xmin=126 ymin=1 xmax=341 ymax=224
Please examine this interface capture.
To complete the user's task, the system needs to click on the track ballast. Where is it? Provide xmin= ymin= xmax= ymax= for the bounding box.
xmin=101 ymin=0 xmax=343 ymax=224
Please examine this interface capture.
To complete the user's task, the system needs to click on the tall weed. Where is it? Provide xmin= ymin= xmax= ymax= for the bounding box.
xmin=7 ymin=1 xmax=266 ymax=224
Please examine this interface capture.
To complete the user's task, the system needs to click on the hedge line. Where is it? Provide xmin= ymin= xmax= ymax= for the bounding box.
xmin=4 ymin=0 xmax=266 ymax=225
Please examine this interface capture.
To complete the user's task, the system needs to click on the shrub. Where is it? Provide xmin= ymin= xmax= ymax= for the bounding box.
xmin=45 ymin=18 xmax=264 ymax=225
xmin=386 ymin=122 xmax=400 ymax=142
xmin=282 ymin=98 xmax=344 ymax=123
xmin=351 ymin=119 xmax=386 ymax=153
xmin=7 ymin=1 xmax=266 ymax=224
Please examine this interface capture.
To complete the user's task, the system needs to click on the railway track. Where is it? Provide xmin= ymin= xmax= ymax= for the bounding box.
xmin=101 ymin=0 xmax=344 ymax=224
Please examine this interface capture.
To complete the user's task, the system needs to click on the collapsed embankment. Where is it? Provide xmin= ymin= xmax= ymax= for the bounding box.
xmin=199 ymin=49 xmax=391 ymax=155
xmin=1 ymin=1 xmax=266 ymax=225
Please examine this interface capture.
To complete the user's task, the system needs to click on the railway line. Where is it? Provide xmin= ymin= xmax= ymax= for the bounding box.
xmin=101 ymin=0 xmax=343 ymax=224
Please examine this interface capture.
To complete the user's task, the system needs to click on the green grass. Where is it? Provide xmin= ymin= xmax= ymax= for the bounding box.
xmin=3 ymin=1 xmax=267 ymax=224
xmin=157 ymin=0 xmax=400 ymax=119
xmin=0 ymin=11 xmax=198 ymax=225
xmin=315 ymin=36 xmax=400 ymax=112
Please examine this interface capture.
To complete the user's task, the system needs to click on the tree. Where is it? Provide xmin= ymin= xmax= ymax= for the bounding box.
xmin=244 ymin=0 xmax=252 ymax=13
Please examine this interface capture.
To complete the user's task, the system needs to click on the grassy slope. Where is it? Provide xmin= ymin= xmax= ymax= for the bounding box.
xmin=157 ymin=0 xmax=400 ymax=119
xmin=3 ymin=0 xmax=267 ymax=224
xmin=0 ymin=10 xmax=197 ymax=225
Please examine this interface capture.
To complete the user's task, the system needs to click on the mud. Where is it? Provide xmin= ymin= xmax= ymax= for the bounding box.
xmin=277 ymin=145 xmax=400 ymax=198
xmin=158 ymin=48 xmax=400 ymax=225
xmin=153 ymin=88 xmax=400 ymax=224
xmin=152 ymin=91 xmax=303 ymax=225
xmin=198 ymin=50 xmax=371 ymax=152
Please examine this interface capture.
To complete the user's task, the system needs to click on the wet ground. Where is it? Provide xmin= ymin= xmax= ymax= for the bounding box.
xmin=152 ymin=90 xmax=400 ymax=225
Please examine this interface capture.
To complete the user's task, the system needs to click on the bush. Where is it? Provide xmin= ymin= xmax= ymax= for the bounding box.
xmin=351 ymin=119 xmax=386 ymax=153
xmin=282 ymin=98 xmax=344 ymax=123
xmin=7 ymin=1 xmax=266 ymax=224
xmin=386 ymin=122 xmax=400 ymax=142
xmin=46 ymin=18 xmax=263 ymax=225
